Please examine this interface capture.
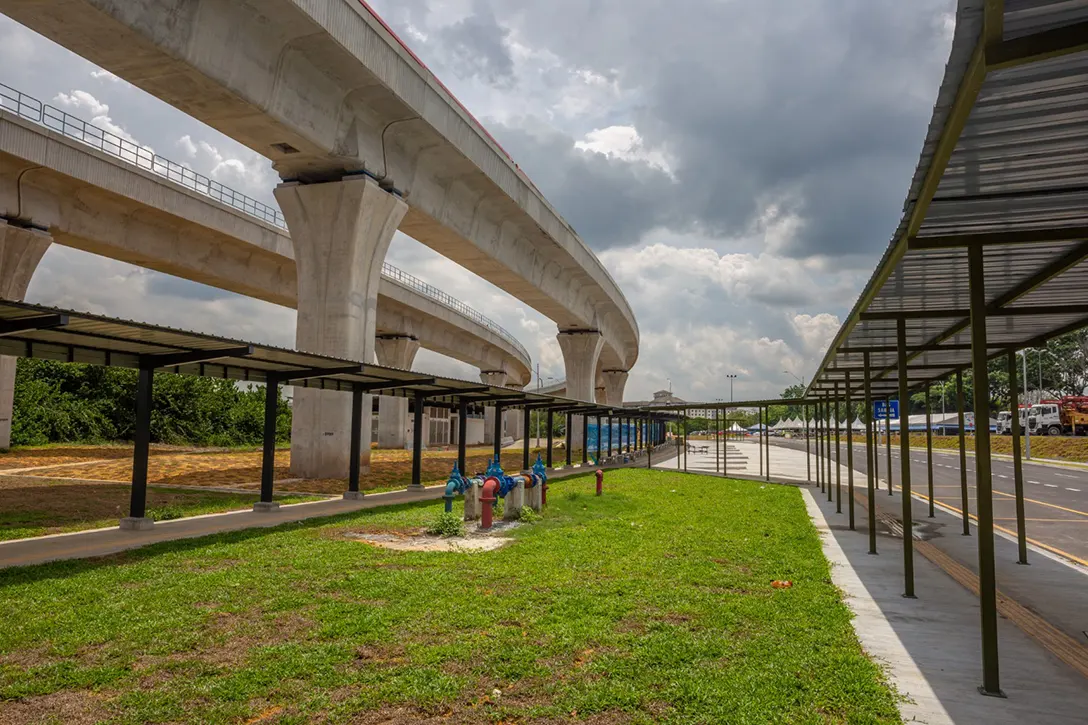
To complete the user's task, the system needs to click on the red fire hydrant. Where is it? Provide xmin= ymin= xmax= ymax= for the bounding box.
xmin=480 ymin=477 xmax=499 ymax=529
xmin=595 ymin=469 xmax=604 ymax=496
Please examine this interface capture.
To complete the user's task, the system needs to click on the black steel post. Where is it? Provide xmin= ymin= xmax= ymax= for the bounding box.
xmin=1008 ymin=352 xmax=1028 ymax=565
xmin=523 ymin=406 xmax=531 ymax=470
xmin=493 ymin=403 xmax=504 ymax=461
xmin=846 ymin=372 xmax=855 ymax=530
xmin=805 ymin=403 xmax=812 ymax=484
xmin=566 ymin=412 xmax=573 ymax=466
xmin=926 ymin=384 xmax=934 ymax=517
xmin=897 ymin=318 xmax=915 ymax=598
xmin=864 ymin=351 xmax=877 ymax=555
xmin=957 ymin=369 xmax=971 ymax=536
xmin=765 ymin=405 xmax=771 ymax=481
xmin=257 ymin=372 xmax=277 ymax=505
xmin=457 ymin=401 xmax=468 ymax=474
xmin=411 ymin=391 xmax=425 ymax=489
xmin=885 ymin=396 xmax=893 ymax=495
xmin=546 ymin=409 xmax=555 ymax=468
xmin=683 ymin=410 xmax=688 ymax=472
xmin=815 ymin=400 xmax=822 ymax=491
xmin=968 ymin=243 xmax=1003 ymax=697
xmin=826 ymin=397 xmax=833 ymax=503
xmin=596 ymin=415 xmax=602 ymax=462
xmin=835 ymin=382 xmax=842 ymax=513
xmin=347 ymin=384 xmax=363 ymax=496
xmin=582 ymin=414 xmax=589 ymax=464
xmin=607 ymin=415 xmax=613 ymax=457
xmin=128 ymin=366 xmax=155 ymax=519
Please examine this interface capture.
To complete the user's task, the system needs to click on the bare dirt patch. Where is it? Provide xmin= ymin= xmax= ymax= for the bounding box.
xmin=0 ymin=690 xmax=109 ymax=725
xmin=343 ymin=522 xmax=519 ymax=553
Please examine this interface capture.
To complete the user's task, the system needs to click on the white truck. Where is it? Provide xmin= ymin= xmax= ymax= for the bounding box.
xmin=1027 ymin=397 xmax=1088 ymax=436
xmin=995 ymin=406 xmax=1028 ymax=435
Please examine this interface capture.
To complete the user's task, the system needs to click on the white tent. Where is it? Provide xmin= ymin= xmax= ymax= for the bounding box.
xmin=729 ymin=422 xmax=744 ymax=432
xmin=852 ymin=417 xmax=865 ymax=431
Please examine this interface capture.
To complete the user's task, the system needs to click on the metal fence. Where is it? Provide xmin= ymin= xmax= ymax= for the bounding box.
xmin=0 ymin=81 xmax=530 ymax=364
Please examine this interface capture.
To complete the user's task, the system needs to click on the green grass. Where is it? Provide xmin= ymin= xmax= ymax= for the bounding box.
xmin=0 ymin=486 xmax=323 ymax=541
xmin=0 ymin=470 xmax=901 ymax=723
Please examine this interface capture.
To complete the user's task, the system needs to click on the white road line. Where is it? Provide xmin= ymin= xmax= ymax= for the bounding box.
xmin=1044 ymin=483 xmax=1058 ymax=488
xmin=1055 ymin=473 xmax=1079 ymax=479
xmin=1066 ymin=488 xmax=1081 ymax=492
xmin=996 ymin=474 xmax=1008 ymax=479
xmin=1030 ymin=481 xmax=1041 ymax=485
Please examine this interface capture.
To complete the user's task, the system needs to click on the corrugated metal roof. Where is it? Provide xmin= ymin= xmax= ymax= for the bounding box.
xmin=0 ymin=298 xmax=606 ymax=411
xmin=808 ymin=1 xmax=1088 ymax=399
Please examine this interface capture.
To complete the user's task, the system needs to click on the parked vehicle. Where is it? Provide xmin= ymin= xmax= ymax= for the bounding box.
xmin=996 ymin=406 xmax=1029 ymax=435
xmin=1027 ymin=397 xmax=1088 ymax=436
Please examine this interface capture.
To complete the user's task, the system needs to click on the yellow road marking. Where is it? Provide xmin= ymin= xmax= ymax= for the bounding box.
xmin=897 ymin=488 xmax=1088 ymax=568
xmin=989 ymin=489 xmax=1088 ymax=518
xmin=852 ymin=490 xmax=1088 ymax=681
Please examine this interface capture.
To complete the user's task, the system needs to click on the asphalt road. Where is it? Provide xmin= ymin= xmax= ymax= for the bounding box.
xmin=771 ymin=437 xmax=1088 ymax=566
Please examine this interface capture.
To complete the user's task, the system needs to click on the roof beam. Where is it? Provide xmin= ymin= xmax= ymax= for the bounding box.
xmin=909 ymin=226 xmax=1088 ymax=250
xmin=0 ymin=313 xmax=69 ymax=336
xmin=986 ymin=20 xmax=1088 ymax=71
xmin=272 ymin=364 xmax=363 ymax=383
xmin=142 ymin=345 xmax=253 ymax=369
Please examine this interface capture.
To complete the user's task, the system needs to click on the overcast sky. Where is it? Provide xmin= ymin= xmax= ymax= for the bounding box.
xmin=0 ymin=0 xmax=955 ymax=402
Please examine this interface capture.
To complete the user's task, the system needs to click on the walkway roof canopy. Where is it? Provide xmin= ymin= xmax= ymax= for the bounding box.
xmin=0 ymin=298 xmax=638 ymax=414
xmin=807 ymin=0 xmax=1088 ymax=399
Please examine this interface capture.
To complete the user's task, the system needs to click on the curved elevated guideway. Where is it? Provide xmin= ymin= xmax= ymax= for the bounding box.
xmin=0 ymin=90 xmax=531 ymax=449
xmin=0 ymin=0 xmax=641 ymax=474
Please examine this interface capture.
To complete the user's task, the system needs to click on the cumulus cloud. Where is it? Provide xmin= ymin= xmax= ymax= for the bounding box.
xmin=53 ymin=89 xmax=151 ymax=151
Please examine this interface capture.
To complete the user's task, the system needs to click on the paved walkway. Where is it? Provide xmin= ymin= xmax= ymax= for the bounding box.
xmin=655 ymin=438 xmax=811 ymax=482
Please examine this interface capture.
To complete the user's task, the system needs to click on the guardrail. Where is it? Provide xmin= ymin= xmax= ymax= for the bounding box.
xmin=0 ymin=82 xmax=530 ymax=365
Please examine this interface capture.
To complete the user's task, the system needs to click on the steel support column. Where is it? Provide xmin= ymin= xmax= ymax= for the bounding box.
xmin=1008 ymin=352 xmax=1028 ymax=565
xmin=957 ymin=370 xmax=971 ymax=536
xmin=825 ymin=398 xmax=833 ymax=503
xmin=864 ymin=352 xmax=877 ymax=555
xmin=926 ymin=385 xmax=934 ymax=517
xmin=835 ymin=382 xmax=842 ymax=513
xmin=846 ymin=372 xmax=855 ymax=530
xmin=968 ymin=244 xmax=1003 ymax=698
xmin=523 ymin=406 xmax=532 ymax=470
xmin=815 ymin=400 xmax=823 ymax=492
xmin=765 ymin=405 xmax=771 ymax=481
xmin=885 ymin=396 xmax=893 ymax=495
xmin=494 ymin=403 xmax=504 ymax=461
xmin=410 ymin=391 xmax=425 ymax=489
xmin=457 ymin=401 xmax=468 ymax=474
xmin=128 ymin=366 xmax=155 ymax=519
xmin=596 ymin=415 xmax=602 ymax=462
xmin=347 ymin=385 xmax=363 ymax=497
xmin=898 ymin=318 xmax=916 ymax=598
xmin=582 ymin=414 xmax=589 ymax=464
xmin=805 ymin=403 xmax=812 ymax=484
xmin=546 ymin=409 xmax=555 ymax=468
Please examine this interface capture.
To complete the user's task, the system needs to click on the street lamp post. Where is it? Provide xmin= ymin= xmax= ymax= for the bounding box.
xmin=726 ymin=374 xmax=738 ymax=402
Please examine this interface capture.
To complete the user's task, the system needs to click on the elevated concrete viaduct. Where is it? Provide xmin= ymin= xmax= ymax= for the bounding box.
xmin=0 ymin=0 xmax=640 ymax=475
xmin=0 ymin=107 xmax=530 ymax=458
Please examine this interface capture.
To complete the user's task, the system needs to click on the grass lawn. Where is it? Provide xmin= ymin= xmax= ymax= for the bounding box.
xmin=0 ymin=482 xmax=322 ymax=541
xmin=0 ymin=469 xmax=901 ymax=724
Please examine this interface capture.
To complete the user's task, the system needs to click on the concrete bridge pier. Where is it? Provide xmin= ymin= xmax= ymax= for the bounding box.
xmin=480 ymin=369 xmax=509 ymax=446
xmin=557 ymin=330 xmax=604 ymax=454
xmin=275 ymin=176 xmax=407 ymax=479
xmin=0 ymin=221 xmax=52 ymax=449
xmin=375 ymin=335 xmax=420 ymax=449
xmin=601 ymin=370 xmax=629 ymax=407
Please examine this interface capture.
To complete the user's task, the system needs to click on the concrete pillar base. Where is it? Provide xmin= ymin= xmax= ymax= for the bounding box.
xmin=277 ymin=176 xmax=407 ymax=480
xmin=480 ymin=370 xmax=509 ymax=445
xmin=119 ymin=516 xmax=154 ymax=531
xmin=601 ymin=370 xmax=629 ymax=407
xmin=527 ymin=485 xmax=543 ymax=512
xmin=464 ymin=484 xmax=481 ymax=521
xmin=406 ymin=483 xmax=426 ymax=492
xmin=343 ymin=491 xmax=365 ymax=501
xmin=503 ymin=483 xmax=525 ymax=520
xmin=253 ymin=501 xmax=281 ymax=513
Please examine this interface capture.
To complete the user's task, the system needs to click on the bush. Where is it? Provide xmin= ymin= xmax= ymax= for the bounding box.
xmin=10 ymin=359 xmax=292 ymax=448
xmin=518 ymin=506 xmax=540 ymax=523
xmin=146 ymin=504 xmax=186 ymax=522
xmin=426 ymin=511 xmax=465 ymax=538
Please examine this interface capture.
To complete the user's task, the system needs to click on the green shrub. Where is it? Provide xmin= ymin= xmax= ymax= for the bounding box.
xmin=146 ymin=505 xmax=186 ymax=522
xmin=425 ymin=511 xmax=465 ymax=538
xmin=517 ymin=506 xmax=540 ymax=523
xmin=10 ymin=359 xmax=292 ymax=447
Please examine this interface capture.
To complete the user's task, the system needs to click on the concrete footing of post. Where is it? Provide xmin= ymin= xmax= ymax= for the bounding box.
xmin=119 ymin=516 xmax=154 ymax=531
xmin=503 ymin=481 xmax=525 ymax=520
xmin=252 ymin=501 xmax=281 ymax=513
xmin=343 ymin=491 xmax=365 ymax=501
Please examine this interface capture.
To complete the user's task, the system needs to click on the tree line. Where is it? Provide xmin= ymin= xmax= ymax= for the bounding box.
xmin=10 ymin=359 xmax=291 ymax=448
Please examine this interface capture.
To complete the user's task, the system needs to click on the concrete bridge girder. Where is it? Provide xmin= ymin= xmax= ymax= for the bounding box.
xmin=0 ymin=0 xmax=639 ymax=376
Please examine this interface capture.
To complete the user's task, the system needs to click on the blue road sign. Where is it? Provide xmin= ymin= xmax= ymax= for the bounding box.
xmin=873 ymin=399 xmax=899 ymax=419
